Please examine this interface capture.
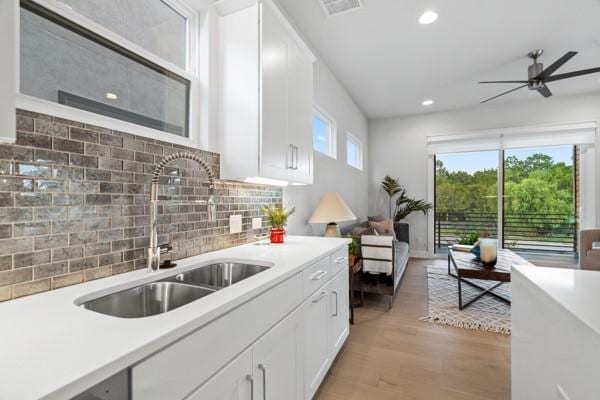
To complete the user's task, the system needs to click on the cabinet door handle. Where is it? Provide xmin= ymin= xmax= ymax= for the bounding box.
xmin=334 ymin=256 xmax=347 ymax=264
xmin=312 ymin=290 xmax=328 ymax=303
xmin=332 ymin=290 xmax=338 ymax=316
xmin=293 ymin=146 xmax=299 ymax=170
xmin=246 ymin=374 xmax=254 ymax=400
xmin=258 ymin=364 xmax=266 ymax=400
xmin=286 ymin=144 xmax=294 ymax=170
xmin=310 ymin=270 xmax=327 ymax=280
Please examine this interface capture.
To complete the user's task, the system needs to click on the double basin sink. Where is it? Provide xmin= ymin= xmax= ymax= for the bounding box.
xmin=81 ymin=263 xmax=269 ymax=318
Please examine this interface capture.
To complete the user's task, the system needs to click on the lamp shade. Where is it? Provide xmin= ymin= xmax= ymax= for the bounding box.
xmin=308 ymin=192 xmax=357 ymax=224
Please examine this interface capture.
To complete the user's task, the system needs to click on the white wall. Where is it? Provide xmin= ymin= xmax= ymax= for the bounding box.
xmin=368 ymin=92 xmax=600 ymax=253
xmin=284 ymin=61 xmax=368 ymax=235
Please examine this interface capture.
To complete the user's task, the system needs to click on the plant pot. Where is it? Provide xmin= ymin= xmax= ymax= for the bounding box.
xmin=269 ymin=228 xmax=285 ymax=244
xmin=348 ymin=254 xmax=357 ymax=267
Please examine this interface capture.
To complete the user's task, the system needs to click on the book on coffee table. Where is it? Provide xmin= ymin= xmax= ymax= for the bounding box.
xmin=451 ymin=244 xmax=474 ymax=252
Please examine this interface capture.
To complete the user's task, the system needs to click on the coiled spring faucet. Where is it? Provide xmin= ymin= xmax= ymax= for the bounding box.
xmin=147 ymin=152 xmax=217 ymax=272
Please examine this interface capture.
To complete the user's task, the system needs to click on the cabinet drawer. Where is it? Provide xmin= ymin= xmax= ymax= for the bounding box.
xmin=131 ymin=273 xmax=302 ymax=400
xmin=330 ymin=246 xmax=348 ymax=276
xmin=302 ymin=256 xmax=330 ymax=298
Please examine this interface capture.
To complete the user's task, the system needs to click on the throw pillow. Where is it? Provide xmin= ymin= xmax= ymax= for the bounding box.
xmin=368 ymin=214 xmax=386 ymax=222
xmin=369 ymin=219 xmax=395 ymax=239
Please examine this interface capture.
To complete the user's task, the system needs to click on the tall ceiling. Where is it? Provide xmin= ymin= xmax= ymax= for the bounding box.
xmin=277 ymin=0 xmax=600 ymax=119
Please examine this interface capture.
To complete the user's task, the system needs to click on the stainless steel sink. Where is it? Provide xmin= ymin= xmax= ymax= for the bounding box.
xmin=82 ymin=282 xmax=215 ymax=318
xmin=164 ymin=263 xmax=270 ymax=290
xmin=80 ymin=262 xmax=270 ymax=318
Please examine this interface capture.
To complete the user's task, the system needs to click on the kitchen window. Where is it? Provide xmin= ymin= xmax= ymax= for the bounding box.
xmin=312 ymin=107 xmax=336 ymax=158
xmin=1 ymin=0 xmax=200 ymax=144
xmin=346 ymin=132 xmax=363 ymax=170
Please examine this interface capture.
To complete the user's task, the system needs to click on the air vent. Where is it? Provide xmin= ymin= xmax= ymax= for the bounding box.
xmin=319 ymin=0 xmax=363 ymax=17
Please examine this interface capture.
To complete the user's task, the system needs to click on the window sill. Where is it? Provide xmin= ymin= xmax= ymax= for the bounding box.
xmin=16 ymin=94 xmax=200 ymax=149
xmin=314 ymin=150 xmax=337 ymax=160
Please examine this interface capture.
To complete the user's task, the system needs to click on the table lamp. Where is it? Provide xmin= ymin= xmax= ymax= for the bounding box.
xmin=308 ymin=192 xmax=356 ymax=237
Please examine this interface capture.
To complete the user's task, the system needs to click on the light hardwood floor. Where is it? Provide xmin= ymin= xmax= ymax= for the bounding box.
xmin=314 ymin=258 xmax=511 ymax=400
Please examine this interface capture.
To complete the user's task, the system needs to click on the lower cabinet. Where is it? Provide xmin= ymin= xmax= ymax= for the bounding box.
xmin=187 ymin=349 xmax=253 ymax=400
xmin=188 ymin=310 xmax=302 ymax=400
xmin=329 ymin=269 xmax=350 ymax=355
xmin=253 ymin=310 xmax=302 ymax=399
xmin=302 ymin=284 xmax=331 ymax=400
xmin=132 ymin=246 xmax=349 ymax=400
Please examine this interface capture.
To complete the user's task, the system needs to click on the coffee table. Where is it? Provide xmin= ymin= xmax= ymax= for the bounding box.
xmin=448 ymin=247 xmax=533 ymax=310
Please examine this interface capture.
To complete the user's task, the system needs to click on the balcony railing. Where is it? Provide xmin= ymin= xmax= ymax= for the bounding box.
xmin=435 ymin=211 xmax=577 ymax=254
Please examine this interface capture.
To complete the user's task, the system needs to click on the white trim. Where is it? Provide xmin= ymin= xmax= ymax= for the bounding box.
xmin=32 ymin=0 xmax=193 ymax=78
xmin=15 ymin=0 xmax=208 ymax=148
xmin=580 ymin=144 xmax=597 ymax=230
xmin=427 ymin=155 xmax=435 ymax=257
xmin=312 ymin=105 xmax=337 ymax=159
xmin=16 ymin=94 xmax=197 ymax=147
xmin=346 ymin=132 xmax=363 ymax=170
xmin=0 ymin=0 xmax=18 ymax=143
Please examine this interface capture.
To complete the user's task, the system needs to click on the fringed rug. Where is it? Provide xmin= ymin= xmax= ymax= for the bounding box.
xmin=420 ymin=265 xmax=511 ymax=334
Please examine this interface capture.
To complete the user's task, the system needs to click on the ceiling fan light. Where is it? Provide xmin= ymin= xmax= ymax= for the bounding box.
xmin=419 ymin=11 xmax=438 ymax=25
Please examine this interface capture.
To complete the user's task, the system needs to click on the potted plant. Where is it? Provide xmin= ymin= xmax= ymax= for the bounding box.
xmin=345 ymin=235 xmax=360 ymax=266
xmin=381 ymin=176 xmax=402 ymax=219
xmin=260 ymin=204 xmax=295 ymax=244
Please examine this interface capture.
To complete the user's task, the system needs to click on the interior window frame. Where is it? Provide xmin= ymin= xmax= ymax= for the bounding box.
xmin=3 ymin=0 xmax=203 ymax=148
xmin=312 ymin=105 xmax=337 ymax=159
xmin=346 ymin=132 xmax=363 ymax=170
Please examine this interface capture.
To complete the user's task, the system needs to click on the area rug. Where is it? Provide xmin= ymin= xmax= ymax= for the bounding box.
xmin=420 ymin=265 xmax=511 ymax=334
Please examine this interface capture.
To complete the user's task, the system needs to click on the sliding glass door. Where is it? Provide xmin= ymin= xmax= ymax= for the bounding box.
xmin=434 ymin=151 xmax=499 ymax=253
xmin=503 ymin=146 xmax=576 ymax=253
xmin=434 ymin=145 xmax=577 ymax=255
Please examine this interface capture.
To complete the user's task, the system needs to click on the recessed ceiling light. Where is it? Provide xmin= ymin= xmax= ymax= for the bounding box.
xmin=419 ymin=11 xmax=438 ymax=25
xmin=105 ymin=92 xmax=118 ymax=100
xmin=422 ymin=99 xmax=434 ymax=106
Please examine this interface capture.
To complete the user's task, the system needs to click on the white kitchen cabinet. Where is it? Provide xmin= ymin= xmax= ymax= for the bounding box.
xmin=303 ymin=285 xmax=331 ymax=400
xmin=218 ymin=0 xmax=316 ymax=185
xmin=253 ymin=309 xmax=302 ymax=400
xmin=187 ymin=348 xmax=253 ymax=400
xmin=329 ymin=270 xmax=350 ymax=356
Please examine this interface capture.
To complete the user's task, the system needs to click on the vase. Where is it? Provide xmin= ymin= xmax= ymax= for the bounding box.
xmin=269 ymin=228 xmax=285 ymax=244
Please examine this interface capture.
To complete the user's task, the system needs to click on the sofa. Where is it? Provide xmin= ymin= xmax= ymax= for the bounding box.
xmin=341 ymin=220 xmax=409 ymax=309
xmin=580 ymin=229 xmax=600 ymax=270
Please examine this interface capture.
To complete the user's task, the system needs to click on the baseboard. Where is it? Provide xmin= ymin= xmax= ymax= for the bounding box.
xmin=409 ymin=250 xmax=433 ymax=259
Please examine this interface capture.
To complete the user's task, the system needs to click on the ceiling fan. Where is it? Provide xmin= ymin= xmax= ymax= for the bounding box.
xmin=479 ymin=49 xmax=600 ymax=103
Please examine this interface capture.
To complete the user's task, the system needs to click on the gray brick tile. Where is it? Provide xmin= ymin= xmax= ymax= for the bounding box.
xmin=70 ymin=127 xmax=98 ymax=143
xmin=15 ymin=193 xmax=52 ymax=207
xmin=16 ymin=132 xmax=52 ymax=149
xmin=14 ymin=222 xmax=50 ymax=237
xmin=35 ymin=234 xmax=69 ymax=250
xmin=0 ymin=238 xmax=33 ymax=255
xmin=70 ymin=154 xmax=98 ymax=168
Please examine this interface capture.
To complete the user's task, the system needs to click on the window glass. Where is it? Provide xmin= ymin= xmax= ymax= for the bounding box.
xmin=312 ymin=114 xmax=329 ymax=155
xmin=58 ymin=0 xmax=187 ymax=69
xmin=346 ymin=134 xmax=362 ymax=169
xmin=20 ymin=4 xmax=190 ymax=137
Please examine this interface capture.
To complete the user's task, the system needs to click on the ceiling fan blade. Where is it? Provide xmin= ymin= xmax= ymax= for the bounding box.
xmin=479 ymin=80 xmax=529 ymax=84
xmin=536 ymin=51 xmax=578 ymax=80
xmin=545 ymin=66 xmax=600 ymax=82
xmin=537 ymin=84 xmax=552 ymax=98
xmin=481 ymin=84 xmax=528 ymax=104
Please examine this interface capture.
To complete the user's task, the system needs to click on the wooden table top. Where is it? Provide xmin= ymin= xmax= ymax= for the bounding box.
xmin=449 ymin=247 xmax=534 ymax=281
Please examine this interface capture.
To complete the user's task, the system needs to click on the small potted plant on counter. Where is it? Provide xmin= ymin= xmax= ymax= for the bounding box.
xmin=260 ymin=204 xmax=295 ymax=244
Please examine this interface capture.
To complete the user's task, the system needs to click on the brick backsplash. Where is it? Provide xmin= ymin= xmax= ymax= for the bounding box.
xmin=0 ymin=110 xmax=281 ymax=301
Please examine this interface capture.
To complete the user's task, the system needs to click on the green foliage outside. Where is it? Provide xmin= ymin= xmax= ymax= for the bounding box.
xmin=435 ymin=153 xmax=574 ymax=215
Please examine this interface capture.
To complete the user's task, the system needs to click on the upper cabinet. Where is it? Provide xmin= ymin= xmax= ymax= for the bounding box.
xmin=217 ymin=0 xmax=316 ymax=185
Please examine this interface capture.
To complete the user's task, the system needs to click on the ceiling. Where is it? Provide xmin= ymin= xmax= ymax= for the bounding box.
xmin=277 ymin=0 xmax=600 ymax=119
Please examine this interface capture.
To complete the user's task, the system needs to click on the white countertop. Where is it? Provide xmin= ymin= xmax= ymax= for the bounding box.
xmin=513 ymin=264 xmax=600 ymax=337
xmin=0 ymin=236 xmax=349 ymax=400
